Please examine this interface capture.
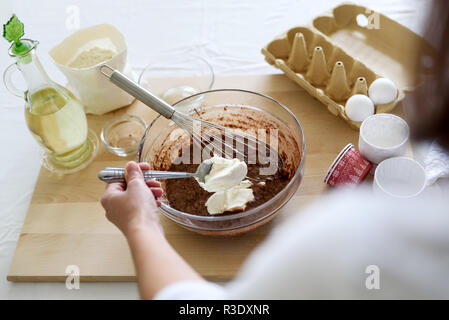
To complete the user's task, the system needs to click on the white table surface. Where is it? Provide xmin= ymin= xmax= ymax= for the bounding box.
xmin=0 ymin=0 xmax=433 ymax=299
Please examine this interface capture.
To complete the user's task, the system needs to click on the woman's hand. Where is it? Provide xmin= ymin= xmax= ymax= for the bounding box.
xmin=101 ymin=162 xmax=203 ymax=299
xmin=100 ymin=161 xmax=163 ymax=237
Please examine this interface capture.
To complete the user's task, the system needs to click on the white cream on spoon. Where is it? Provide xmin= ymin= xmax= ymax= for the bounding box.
xmin=199 ymin=156 xmax=254 ymax=215
xmin=200 ymin=156 xmax=248 ymax=192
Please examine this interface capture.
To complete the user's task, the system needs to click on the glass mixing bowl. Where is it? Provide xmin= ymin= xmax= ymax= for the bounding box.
xmin=137 ymin=89 xmax=306 ymax=236
xmin=138 ymin=53 xmax=214 ymax=106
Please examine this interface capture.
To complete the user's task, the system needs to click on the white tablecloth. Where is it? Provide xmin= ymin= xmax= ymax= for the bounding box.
xmin=0 ymin=0 xmax=433 ymax=299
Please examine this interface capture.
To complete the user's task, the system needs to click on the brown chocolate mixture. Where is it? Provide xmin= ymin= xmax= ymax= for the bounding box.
xmin=165 ymin=143 xmax=291 ymax=216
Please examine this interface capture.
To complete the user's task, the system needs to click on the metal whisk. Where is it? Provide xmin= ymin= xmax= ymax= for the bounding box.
xmin=99 ymin=65 xmax=263 ymax=160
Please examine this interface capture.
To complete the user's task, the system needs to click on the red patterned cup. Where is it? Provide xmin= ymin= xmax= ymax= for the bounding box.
xmin=324 ymin=143 xmax=372 ymax=187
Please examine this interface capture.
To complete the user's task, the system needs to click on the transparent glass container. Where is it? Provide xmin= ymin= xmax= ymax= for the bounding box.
xmin=101 ymin=114 xmax=147 ymax=157
xmin=3 ymin=39 xmax=97 ymax=173
xmin=137 ymin=89 xmax=306 ymax=236
xmin=138 ymin=53 xmax=214 ymax=107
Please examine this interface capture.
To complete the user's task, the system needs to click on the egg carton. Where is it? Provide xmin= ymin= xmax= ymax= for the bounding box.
xmin=262 ymin=3 xmax=436 ymax=129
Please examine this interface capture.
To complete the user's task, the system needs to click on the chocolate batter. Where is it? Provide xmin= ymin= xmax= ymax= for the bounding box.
xmin=165 ymin=142 xmax=291 ymax=216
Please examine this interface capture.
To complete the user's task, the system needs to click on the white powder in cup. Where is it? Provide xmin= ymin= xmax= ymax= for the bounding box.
xmin=362 ymin=115 xmax=409 ymax=148
xmin=69 ymin=46 xmax=116 ymax=68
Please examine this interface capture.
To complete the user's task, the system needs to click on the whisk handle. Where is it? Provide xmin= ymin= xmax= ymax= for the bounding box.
xmin=99 ymin=65 xmax=176 ymax=119
xmin=98 ymin=167 xmax=195 ymax=184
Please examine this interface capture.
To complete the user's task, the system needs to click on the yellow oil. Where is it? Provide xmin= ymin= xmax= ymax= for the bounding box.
xmin=25 ymin=86 xmax=91 ymax=168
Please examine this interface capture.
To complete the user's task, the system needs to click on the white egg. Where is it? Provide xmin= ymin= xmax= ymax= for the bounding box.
xmin=368 ymin=78 xmax=397 ymax=105
xmin=345 ymin=94 xmax=375 ymax=122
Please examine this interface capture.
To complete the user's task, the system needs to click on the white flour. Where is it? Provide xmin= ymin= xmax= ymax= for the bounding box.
xmin=69 ymin=46 xmax=116 ymax=68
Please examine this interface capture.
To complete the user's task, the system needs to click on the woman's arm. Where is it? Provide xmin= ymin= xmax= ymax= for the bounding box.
xmin=126 ymin=224 xmax=203 ymax=299
xmin=101 ymin=161 xmax=203 ymax=299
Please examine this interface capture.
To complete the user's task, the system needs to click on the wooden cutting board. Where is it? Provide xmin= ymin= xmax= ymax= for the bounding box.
xmin=7 ymin=74 xmax=405 ymax=282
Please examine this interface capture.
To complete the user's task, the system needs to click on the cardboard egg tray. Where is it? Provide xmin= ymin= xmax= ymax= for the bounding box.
xmin=262 ymin=3 xmax=436 ymax=129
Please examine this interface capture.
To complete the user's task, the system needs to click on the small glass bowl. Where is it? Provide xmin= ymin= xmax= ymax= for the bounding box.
xmin=101 ymin=114 xmax=147 ymax=157
xmin=138 ymin=53 xmax=214 ymax=106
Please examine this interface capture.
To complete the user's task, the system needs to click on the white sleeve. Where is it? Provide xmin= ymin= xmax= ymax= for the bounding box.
xmin=154 ymin=280 xmax=226 ymax=300
xmin=224 ymin=189 xmax=449 ymax=299
xmin=154 ymin=189 xmax=449 ymax=299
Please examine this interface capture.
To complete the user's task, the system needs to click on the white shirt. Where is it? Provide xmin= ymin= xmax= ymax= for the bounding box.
xmin=154 ymin=188 xmax=449 ymax=299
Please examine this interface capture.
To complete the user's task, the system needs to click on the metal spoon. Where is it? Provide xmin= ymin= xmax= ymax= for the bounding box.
xmin=98 ymin=160 xmax=213 ymax=185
